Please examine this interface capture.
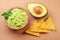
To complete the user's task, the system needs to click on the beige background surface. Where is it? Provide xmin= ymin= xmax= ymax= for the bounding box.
xmin=0 ymin=0 xmax=60 ymax=40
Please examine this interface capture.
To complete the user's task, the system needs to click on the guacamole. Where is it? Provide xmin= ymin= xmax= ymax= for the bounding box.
xmin=7 ymin=8 xmax=28 ymax=29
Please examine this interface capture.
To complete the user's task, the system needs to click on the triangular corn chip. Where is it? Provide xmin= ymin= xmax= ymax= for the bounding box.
xmin=25 ymin=29 xmax=40 ymax=37
xmin=25 ymin=20 xmax=40 ymax=37
xmin=31 ymin=19 xmax=48 ymax=33
xmin=45 ymin=17 xmax=55 ymax=31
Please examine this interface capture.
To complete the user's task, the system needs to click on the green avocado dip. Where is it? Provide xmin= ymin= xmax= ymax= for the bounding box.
xmin=2 ymin=8 xmax=28 ymax=29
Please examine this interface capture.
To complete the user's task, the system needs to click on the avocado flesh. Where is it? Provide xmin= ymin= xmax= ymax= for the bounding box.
xmin=28 ymin=3 xmax=48 ymax=17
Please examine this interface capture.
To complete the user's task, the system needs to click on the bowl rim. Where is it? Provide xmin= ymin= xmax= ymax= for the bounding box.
xmin=6 ymin=7 xmax=30 ymax=30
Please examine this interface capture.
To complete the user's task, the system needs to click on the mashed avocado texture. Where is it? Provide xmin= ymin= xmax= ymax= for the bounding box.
xmin=7 ymin=8 xmax=28 ymax=29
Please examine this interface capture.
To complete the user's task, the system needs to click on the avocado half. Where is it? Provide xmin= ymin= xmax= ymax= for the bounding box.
xmin=28 ymin=3 xmax=48 ymax=18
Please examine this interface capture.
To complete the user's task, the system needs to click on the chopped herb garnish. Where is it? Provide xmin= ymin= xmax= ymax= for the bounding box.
xmin=2 ymin=11 xmax=12 ymax=20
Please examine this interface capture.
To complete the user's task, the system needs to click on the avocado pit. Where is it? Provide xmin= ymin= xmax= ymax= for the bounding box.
xmin=33 ymin=6 xmax=42 ymax=14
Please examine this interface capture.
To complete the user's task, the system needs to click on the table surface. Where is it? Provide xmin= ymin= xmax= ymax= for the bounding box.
xmin=0 ymin=0 xmax=60 ymax=40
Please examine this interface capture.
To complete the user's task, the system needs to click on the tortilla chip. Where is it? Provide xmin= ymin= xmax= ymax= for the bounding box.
xmin=25 ymin=29 xmax=40 ymax=37
xmin=38 ymin=19 xmax=48 ymax=33
xmin=45 ymin=17 xmax=55 ymax=31
xmin=25 ymin=20 xmax=40 ymax=37
xmin=31 ymin=19 xmax=48 ymax=33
